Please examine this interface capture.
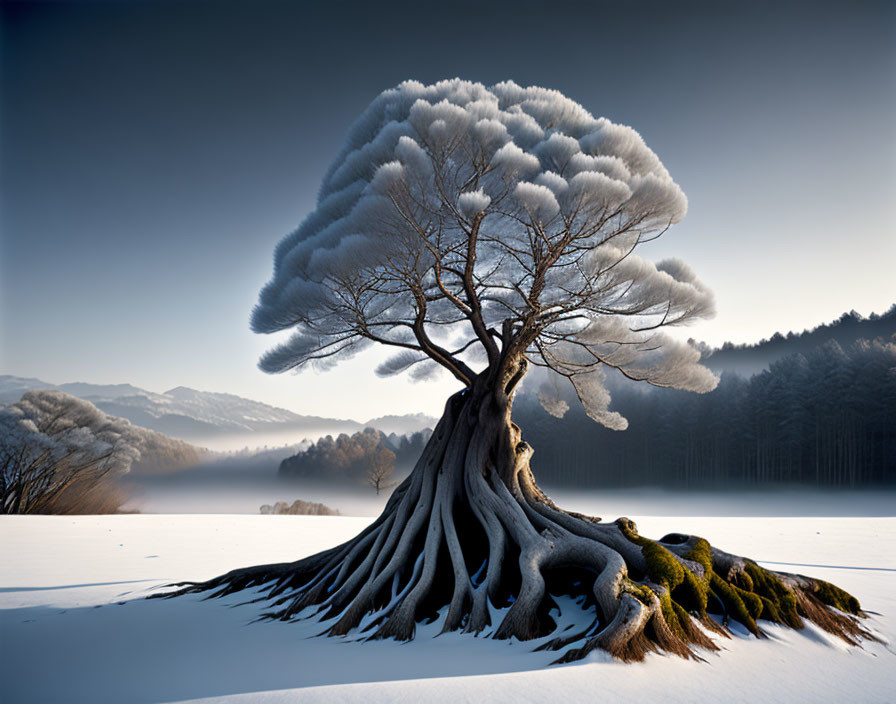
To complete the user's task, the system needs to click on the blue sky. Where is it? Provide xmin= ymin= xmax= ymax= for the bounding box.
xmin=1 ymin=0 xmax=894 ymax=419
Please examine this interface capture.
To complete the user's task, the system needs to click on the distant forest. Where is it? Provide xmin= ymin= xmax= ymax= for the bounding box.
xmin=517 ymin=336 xmax=896 ymax=488
xmin=701 ymin=304 xmax=896 ymax=376
xmin=279 ymin=427 xmax=430 ymax=484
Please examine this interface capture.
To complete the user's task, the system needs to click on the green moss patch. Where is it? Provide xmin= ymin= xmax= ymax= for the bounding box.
xmin=710 ymin=572 xmax=760 ymax=636
xmin=685 ymin=538 xmax=712 ymax=575
xmin=815 ymin=579 xmax=861 ymax=614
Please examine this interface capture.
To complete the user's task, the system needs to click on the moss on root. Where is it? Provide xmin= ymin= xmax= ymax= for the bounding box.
xmin=658 ymin=590 xmax=686 ymax=640
xmin=709 ymin=572 xmax=761 ymax=636
xmin=616 ymin=525 xmax=720 ymax=654
xmin=743 ymin=561 xmax=803 ymax=629
xmin=686 ymin=538 xmax=713 ymax=574
xmin=814 ymin=579 xmax=862 ymax=614
xmin=758 ymin=594 xmax=784 ymax=623
xmin=642 ymin=541 xmax=686 ymax=590
xmin=619 ymin=523 xmax=685 ymax=591
xmin=614 ymin=521 xmax=866 ymax=650
xmin=622 ymin=578 xmax=655 ymax=604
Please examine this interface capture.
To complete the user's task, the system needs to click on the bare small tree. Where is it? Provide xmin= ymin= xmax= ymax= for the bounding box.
xmin=366 ymin=445 xmax=396 ymax=495
xmin=165 ymin=80 xmax=871 ymax=662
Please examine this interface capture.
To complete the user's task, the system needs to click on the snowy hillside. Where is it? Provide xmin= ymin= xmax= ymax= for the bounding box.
xmin=0 ymin=514 xmax=892 ymax=703
xmin=0 ymin=376 xmax=351 ymax=435
xmin=0 ymin=375 xmax=57 ymax=399
xmin=0 ymin=376 xmax=434 ymax=449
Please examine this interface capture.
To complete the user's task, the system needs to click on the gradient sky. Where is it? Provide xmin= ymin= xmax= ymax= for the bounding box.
xmin=2 ymin=0 xmax=894 ymax=420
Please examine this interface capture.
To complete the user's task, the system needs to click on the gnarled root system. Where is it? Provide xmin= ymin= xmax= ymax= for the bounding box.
xmin=155 ymin=391 xmax=874 ymax=663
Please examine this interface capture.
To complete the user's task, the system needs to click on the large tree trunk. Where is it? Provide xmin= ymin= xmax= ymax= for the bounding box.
xmin=158 ymin=365 xmax=874 ymax=662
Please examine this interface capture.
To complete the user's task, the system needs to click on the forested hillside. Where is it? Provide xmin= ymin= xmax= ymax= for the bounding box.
xmin=703 ymin=305 xmax=896 ymax=376
xmin=279 ymin=427 xmax=431 ymax=484
xmin=517 ymin=338 xmax=896 ymax=488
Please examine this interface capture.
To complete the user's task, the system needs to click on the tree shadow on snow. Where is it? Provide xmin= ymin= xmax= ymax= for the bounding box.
xmin=0 ymin=585 xmax=885 ymax=704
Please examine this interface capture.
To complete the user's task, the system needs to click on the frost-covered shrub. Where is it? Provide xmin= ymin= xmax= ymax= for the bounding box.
xmin=260 ymin=500 xmax=339 ymax=515
xmin=0 ymin=390 xmax=204 ymax=513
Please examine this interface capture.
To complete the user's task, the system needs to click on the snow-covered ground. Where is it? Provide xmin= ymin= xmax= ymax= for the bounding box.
xmin=1 ymin=514 xmax=894 ymax=703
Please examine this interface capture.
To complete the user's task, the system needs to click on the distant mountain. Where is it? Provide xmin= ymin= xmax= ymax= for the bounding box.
xmin=0 ymin=376 xmax=360 ymax=442
xmin=59 ymin=382 xmax=148 ymax=398
xmin=703 ymin=305 xmax=896 ymax=377
xmin=0 ymin=376 xmax=434 ymax=445
xmin=362 ymin=412 xmax=436 ymax=436
xmin=0 ymin=376 xmax=56 ymax=400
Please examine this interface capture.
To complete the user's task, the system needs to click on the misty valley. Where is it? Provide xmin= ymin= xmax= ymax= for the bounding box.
xmin=4 ymin=305 xmax=894 ymax=518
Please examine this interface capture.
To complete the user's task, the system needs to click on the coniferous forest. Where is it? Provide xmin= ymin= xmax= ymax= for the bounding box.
xmin=516 ymin=337 xmax=896 ymax=488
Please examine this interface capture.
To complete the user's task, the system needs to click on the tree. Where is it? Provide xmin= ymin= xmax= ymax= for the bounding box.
xmin=366 ymin=445 xmax=396 ymax=495
xmin=165 ymin=80 xmax=870 ymax=661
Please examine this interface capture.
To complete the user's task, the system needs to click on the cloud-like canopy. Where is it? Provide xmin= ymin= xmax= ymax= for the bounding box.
xmin=252 ymin=79 xmax=716 ymax=427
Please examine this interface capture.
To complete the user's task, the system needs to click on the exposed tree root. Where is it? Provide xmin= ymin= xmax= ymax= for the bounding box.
xmin=153 ymin=390 xmax=876 ymax=664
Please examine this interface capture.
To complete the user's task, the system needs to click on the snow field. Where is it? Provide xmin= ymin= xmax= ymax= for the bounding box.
xmin=1 ymin=514 xmax=894 ymax=703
